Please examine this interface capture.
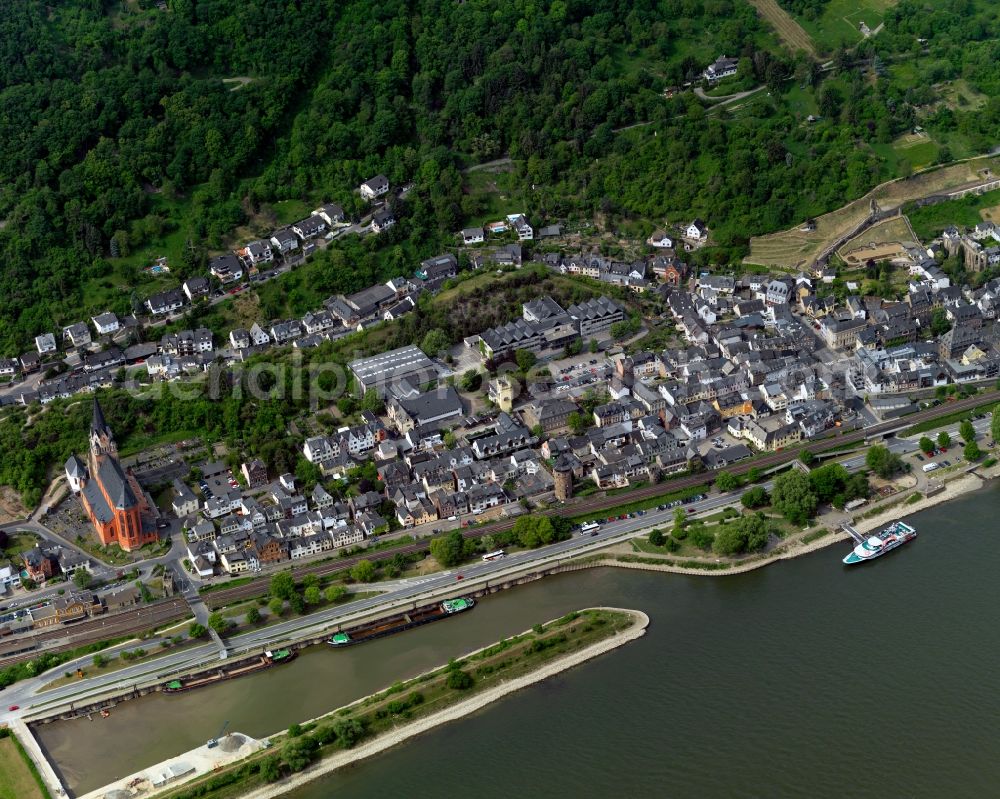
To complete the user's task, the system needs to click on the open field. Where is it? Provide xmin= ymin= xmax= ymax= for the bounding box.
xmin=937 ymin=79 xmax=989 ymax=112
xmin=890 ymin=134 xmax=939 ymax=171
xmin=0 ymin=737 xmax=47 ymax=799
xmin=981 ymin=204 xmax=1000 ymax=222
xmin=747 ymin=0 xmax=816 ymax=57
xmin=837 ymin=215 xmax=918 ymax=264
xmin=747 ymin=155 xmax=1000 ymax=268
xmin=789 ymin=0 xmax=895 ymax=54
xmin=906 ymin=186 xmax=1000 ymax=241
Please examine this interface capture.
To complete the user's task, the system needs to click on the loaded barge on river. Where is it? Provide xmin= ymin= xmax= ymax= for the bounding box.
xmin=163 ymin=649 xmax=295 ymax=693
xmin=328 ymin=597 xmax=475 ymax=647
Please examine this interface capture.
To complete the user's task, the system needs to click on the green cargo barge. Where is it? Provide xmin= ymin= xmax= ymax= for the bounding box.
xmin=328 ymin=597 xmax=475 ymax=647
xmin=163 ymin=649 xmax=295 ymax=693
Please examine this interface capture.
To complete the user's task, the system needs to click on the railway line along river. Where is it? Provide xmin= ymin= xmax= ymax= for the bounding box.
xmin=37 ymin=482 xmax=1000 ymax=798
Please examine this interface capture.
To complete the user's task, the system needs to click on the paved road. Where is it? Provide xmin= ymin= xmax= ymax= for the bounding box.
xmin=2 ymin=396 xmax=995 ymax=680
xmin=0 ymin=418 xmax=961 ymax=721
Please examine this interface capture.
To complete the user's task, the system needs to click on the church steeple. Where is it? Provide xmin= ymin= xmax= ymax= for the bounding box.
xmin=90 ymin=397 xmax=116 ymax=457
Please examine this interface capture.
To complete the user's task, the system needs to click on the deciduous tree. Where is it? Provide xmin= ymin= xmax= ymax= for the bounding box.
xmin=771 ymin=470 xmax=818 ymax=526
xmin=349 ymin=559 xmax=376 ymax=583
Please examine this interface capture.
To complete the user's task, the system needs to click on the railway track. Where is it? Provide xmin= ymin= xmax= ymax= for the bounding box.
xmin=202 ymin=389 xmax=998 ymax=607
xmin=4 ymin=389 xmax=997 ymax=669
xmin=0 ymin=598 xmax=189 ymax=670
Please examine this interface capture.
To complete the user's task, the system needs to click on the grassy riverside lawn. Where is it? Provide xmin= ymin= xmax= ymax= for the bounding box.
xmin=569 ymin=483 xmax=711 ymax=523
xmin=900 ymin=400 xmax=997 ymax=436
xmin=154 ymin=609 xmax=640 ymax=799
xmin=0 ymin=732 xmax=50 ymax=799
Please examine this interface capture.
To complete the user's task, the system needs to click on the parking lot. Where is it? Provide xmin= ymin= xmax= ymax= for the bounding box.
xmin=196 ymin=467 xmax=240 ymax=500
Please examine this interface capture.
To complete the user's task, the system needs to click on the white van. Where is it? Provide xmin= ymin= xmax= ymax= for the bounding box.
xmin=922 ymin=462 xmax=939 ymax=473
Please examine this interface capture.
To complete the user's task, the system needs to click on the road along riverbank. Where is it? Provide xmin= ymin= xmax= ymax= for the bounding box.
xmin=591 ymin=465 xmax=999 ymax=578
xmin=149 ymin=607 xmax=648 ymax=799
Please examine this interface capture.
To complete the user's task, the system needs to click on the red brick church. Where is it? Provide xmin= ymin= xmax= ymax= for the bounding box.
xmin=66 ymin=399 xmax=159 ymax=552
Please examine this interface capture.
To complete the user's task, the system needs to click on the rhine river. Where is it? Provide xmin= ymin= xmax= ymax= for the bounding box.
xmin=39 ymin=483 xmax=1000 ymax=798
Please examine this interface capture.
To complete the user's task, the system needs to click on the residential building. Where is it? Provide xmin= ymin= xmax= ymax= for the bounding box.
xmin=509 ymin=214 xmax=533 ymax=240
xmin=292 ymin=216 xmax=327 ymax=240
xmin=91 ymin=312 xmax=120 ymax=336
xmin=371 ymin=208 xmax=397 ymax=232
xmin=249 ymin=323 xmax=271 ymax=346
xmin=417 ymin=253 xmax=458 ymax=281
xmin=686 ymin=219 xmax=708 ymax=240
xmin=648 ymin=231 xmax=674 ymax=249
xmin=270 ymin=228 xmax=299 ymax=254
xmin=314 ymin=203 xmax=345 ymax=225
xmin=171 ymin=480 xmax=198 ymax=518
xmin=241 ymin=239 xmax=274 ymax=265
xmin=209 ymin=254 xmax=244 ymax=284
xmin=146 ymin=288 xmax=186 ymax=315
xmin=461 ymin=227 xmax=484 ymax=245
xmin=183 ymin=277 xmax=210 ymax=301
xmin=229 ymin=329 xmax=251 ymax=350
xmin=241 ymin=459 xmax=268 ymax=489
xmin=703 ymin=55 xmax=738 ymax=82
xmin=20 ymin=351 xmax=40 ymax=374
xmin=63 ymin=322 xmax=92 ymax=349
xmin=360 ymin=174 xmax=390 ymax=201
xmin=35 ymin=332 xmax=57 ymax=355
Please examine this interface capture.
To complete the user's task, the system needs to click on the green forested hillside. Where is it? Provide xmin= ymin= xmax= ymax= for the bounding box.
xmin=1 ymin=0 xmax=999 ymax=354
xmin=0 ymin=0 xmax=332 ymax=350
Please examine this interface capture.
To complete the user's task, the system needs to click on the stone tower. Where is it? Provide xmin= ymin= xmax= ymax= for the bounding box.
xmin=553 ymin=457 xmax=573 ymax=502
xmin=89 ymin=397 xmax=117 ymax=459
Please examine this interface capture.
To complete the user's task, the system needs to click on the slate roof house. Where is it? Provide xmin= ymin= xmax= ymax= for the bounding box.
xmin=360 ymin=174 xmax=390 ymax=201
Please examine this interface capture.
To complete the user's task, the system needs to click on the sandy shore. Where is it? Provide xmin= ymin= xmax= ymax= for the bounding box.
xmin=237 ymin=608 xmax=649 ymax=799
xmin=595 ymin=468 xmax=995 ymax=578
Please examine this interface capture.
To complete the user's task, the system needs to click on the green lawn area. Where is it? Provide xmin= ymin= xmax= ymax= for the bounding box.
xmin=4 ymin=532 xmax=41 ymax=558
xmin=461 ymin=170 xmax=526 ymax=228
xmin=893 ymin=137 xmax=939 ymax=170
xmin=119 ymin=427 xmax=201 ymax=458
xmin=783 ymin=84 xmax=819 ymax=119
xmin=0 ymin=737 xmax=47 ymax=799
xmin=791 ymin=0 xmax=891 ymax=54
xmin=867 ymin=132 xmax=939 ymax=175
xmin=905 ymin=187 xmax=1000 ymax=241
xmin=271 ymin=199 xmax=311 ymax=225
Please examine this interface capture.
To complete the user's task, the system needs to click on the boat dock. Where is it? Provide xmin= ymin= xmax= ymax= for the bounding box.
xmin=842 ymin=523 xmax=866 ymax=544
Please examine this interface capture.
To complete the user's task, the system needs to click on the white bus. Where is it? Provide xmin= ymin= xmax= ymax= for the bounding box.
xmin=482 ymin=550 xmax=506 ymax=562
xmin=580 ymin=521 xmax=601 ymax=533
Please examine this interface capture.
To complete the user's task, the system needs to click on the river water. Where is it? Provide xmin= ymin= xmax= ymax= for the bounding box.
xmin=39 ymin=484 xmax=1000 ymax=798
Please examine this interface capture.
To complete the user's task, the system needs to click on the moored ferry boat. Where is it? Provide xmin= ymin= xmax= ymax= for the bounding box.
xmin=329 ymin=597 xmax=475 ymax=646
xmin=843 ymin=521 xmax=916 ymax=565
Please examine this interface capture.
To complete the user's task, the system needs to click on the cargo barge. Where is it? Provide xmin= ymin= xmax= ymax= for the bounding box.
xmin=328 ymin=597 xmax=475 ymax=647
xmin=163 ymin=649 xmax=295 ymax=693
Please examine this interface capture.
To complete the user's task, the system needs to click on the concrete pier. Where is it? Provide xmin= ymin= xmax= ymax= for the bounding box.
xmin=9 ymin=718 xmax=68 ymax=797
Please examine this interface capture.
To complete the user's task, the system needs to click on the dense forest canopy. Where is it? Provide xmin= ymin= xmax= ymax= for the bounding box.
xmin=0 ymin=0 xmax=998 ymax=356
xmin=0 ymin=0 xmax=769 ymax=353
